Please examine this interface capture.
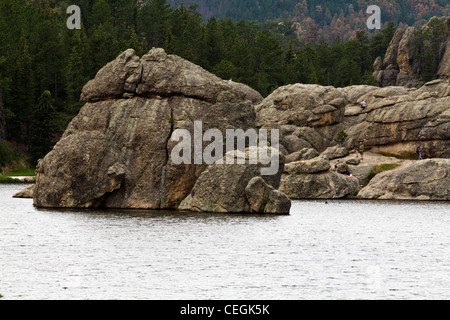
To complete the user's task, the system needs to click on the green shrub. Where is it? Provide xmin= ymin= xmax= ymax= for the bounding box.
xmin=0 ymin=142 xmax=11 ymax=166
xmin=368 ymin=163 xmax=401 ymax=181
xmin=0 ymin=175 xmax=21 ymax=183
xmin=335 ymin=131 xmax=348 ymax=145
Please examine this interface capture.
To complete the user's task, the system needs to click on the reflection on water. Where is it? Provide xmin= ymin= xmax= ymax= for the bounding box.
xmin=1 ymin=184 xmax=449 ymax=300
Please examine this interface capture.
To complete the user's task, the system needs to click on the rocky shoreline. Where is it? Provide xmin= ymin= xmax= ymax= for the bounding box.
xmin=11 ymin=47 xmax=450 ymax=213
xmin=14 ymin=152 xmax=449 ymax=203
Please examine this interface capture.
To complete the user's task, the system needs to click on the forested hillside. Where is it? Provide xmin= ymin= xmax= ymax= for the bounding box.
xmin=168 ymin=0 xmax=449 ymax=40
xmin=168 ymin=0 xmax=449 ymax=23
xmin=0 ymin=0 xmax=447 ymax=168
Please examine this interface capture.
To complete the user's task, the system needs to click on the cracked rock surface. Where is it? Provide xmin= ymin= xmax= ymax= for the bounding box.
xmin=34 ymin=48 xmax=271 ymax=210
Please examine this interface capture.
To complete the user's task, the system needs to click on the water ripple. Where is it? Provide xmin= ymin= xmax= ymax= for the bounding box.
xmin=1 ymin=184 xmax=449 ymax=300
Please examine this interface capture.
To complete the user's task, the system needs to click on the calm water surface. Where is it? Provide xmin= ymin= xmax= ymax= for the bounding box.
xmin=1 ymin=184 xmax=449 ymax=300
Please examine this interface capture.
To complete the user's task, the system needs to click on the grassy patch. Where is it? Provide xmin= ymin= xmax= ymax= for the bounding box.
xmin=0 ymin=175 xmax=23 ymax=183
xmin=368 ymin=163 xmax=401 ymax=182
xmin=3 ymin=166 xmax=36 ymax=176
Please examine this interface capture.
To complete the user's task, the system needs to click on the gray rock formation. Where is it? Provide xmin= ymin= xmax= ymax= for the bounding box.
xmin=254 ymin=78 xmax=449 ymax=161
xmin=284 ymin=157 xmax=330 ymax=175
xmin=344 ymin=80 xmax=450 ymax=158
xmin=33 ymin=48 xmax=291 ymax=213
xmin=245 ymin=177 xmax=291 ymax=214
xmin=374 ymin=16 xmax=450 ymax=88
xmin=358 ymin=159 xmax=450 ymax=200
xmin=255 ymin=83 xmax=348 ymax=158
xmin=279 ymin=156 xmax=359 ymax=199
xmin=285 ymin=147 xmax=317 ymax=163
xmin=81 ymin=48 xmax=262 ymax=105
xmin=179 ymin=147 xmax=290 ymax=213
xmin=319 ymin=146 xmax=348 ymax=160
xmin=346 ymin=158 xmax=361 ymax=165
xmin=13 ymin=185 xmax=35 ymax=199
xmin=335 ymin=162 xmax=349 ymax=174
xmin=437 ymin=41 xmax=450 ymax=78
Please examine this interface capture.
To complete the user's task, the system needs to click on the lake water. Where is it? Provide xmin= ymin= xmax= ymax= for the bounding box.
xmin=1 ymin=184 xmax=449 ymax=300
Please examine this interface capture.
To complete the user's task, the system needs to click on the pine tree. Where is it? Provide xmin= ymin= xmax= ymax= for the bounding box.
xmin=283 ymin=41 xmax=297 ymax=84
xmin=137 ymin=0 xmax=171 ymax=49
xmin=30 ymin=90 xmax=58 ymax=164
xmin=0 ymin=81 xmax=5 ymax=144
xmin=11 ymin=32 xmax=33 ymax=144
xmin=66 ymin=30 xmax=90 ymax=111
xmin=163 ymin=27 xmax=176 ymax=54
xmin=88 ymin=0 xmax=112 ymax=29
xmin=204 ymin=17 xmax=224 ymax=69
xmin=30 ymin=0 xmax=64 ymax=100
xmin=252 ymin=30 xmax=283 ymax=95
xmin=87 ymin=22 xmax=119 ymax=77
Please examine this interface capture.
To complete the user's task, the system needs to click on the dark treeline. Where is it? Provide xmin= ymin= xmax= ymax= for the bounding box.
xmin=0 ymin=0 xmax=398 ymax=165
xmin=167 ymin=0 xmax=449 ymax=25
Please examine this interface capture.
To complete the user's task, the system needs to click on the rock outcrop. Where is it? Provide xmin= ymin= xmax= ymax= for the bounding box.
xmin=254 ymin=79 xmax=449 ymax=162
xmin=358 ymin=159 xmax=450 ymax=200
xmin=285 ymin=147 xmax=317 ymax=163
xmin=179 ymin=147 xmax=290 ymax=214
xmin=34 ymin=48 xmax=292 ymax=213
xmin=319 ymin=146 xmax=348 ymax=160
xmin=245 ymin=177 xmax=291 ymax=214
xmin=255 ymin=83 xmax=349 ymax=155
xmin=13 ymin=185 xmax=35 ymax=199
xmin=279 ymin=156 xmax=359 ymax=199
xmin=344 ymin=80 xmax=450 ymax=158
xmin=374 ymin=16 xmax=450 ymax=88
xmin=31 ymin=43 xmax=450 ymax=207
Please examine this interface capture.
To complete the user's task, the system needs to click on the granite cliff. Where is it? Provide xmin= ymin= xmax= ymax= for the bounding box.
xmin=254 ymin=78 xmax=449 ymax=200
xmin=373 ymin=16 xmax=450 ymax=88
xmin=29 ymin=46 xmax=449 ymax=206
xmin=33 ymin=48 xmax=290 ymax=213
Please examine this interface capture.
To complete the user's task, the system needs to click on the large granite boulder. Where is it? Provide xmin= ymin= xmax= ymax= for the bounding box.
xmin=13 ymin=185 xmax=35 ymax=199
xmin=285 ymin=147 xmax=317 ymax=163
xmin=279 ymin=157 xmax=359 ymax=199
xmin=358 ymin=159 xmax=450 ymax=200
xmin=245 ymin=177 xmax=291 ymax=214
xmin=284 ymin=157 xmax=330 ymax=175
xmin=81 ymin=48 xmax=262 ymax=105
xmin=255 ymin=83 xmax=348 ymax=155
xmin=179 ymin=147 xmax=290 ymax=213
xmin=319 ymin=146 xmax=348 ymax=160
xmin=34 ymin=48 xmax=279 ymax=212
